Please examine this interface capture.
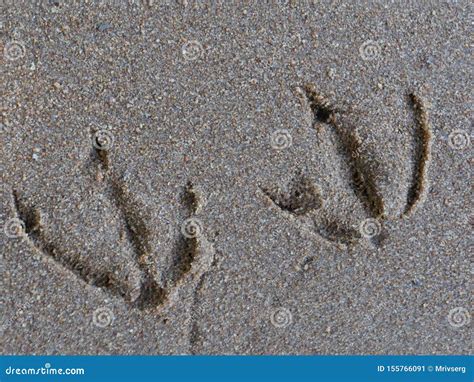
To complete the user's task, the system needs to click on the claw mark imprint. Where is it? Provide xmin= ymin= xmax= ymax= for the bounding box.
xmin=313 ymin=218 xmax=361 ymax=245
xmin=93 ymin=132 xmax=165 ymax=309
xmin=182 ymin=181 xmax=203 ymax=215
xmin=302 ymin=84 xmax=337 ymax=124
xmin=304 ymin=84 xmax=385 ymax=218
xmin=170 ymin=182 xmax=202 ymax=286
xmin=404 ymin=93 xmax=431 ymax=217
xmin=108 ymin=180 xmax=166 ymax=310
xmin=11 ymin=189 xmax=134 ymax=302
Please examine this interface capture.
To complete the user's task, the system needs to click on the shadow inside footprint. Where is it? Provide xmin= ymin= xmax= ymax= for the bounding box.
xmin=261 ymin=174 xmax=323 ymax=216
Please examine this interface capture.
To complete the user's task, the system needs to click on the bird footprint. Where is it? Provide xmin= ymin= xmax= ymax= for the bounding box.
xmin=261 ymin=84 xmax=432 ymax=246
xmin=8 ymin=127 xmax=214 ymax=311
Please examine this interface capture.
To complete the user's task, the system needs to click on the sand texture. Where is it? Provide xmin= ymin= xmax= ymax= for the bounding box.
xmin=0 ymin=0 xmax=472 ymax=354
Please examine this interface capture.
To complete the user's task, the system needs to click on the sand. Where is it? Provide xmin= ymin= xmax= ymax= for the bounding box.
xmin=0 ymin=0 xmax=471 ymax=354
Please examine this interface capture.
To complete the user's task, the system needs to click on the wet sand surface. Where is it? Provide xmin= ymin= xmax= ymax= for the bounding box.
xmin=0 ymin=0 xmax=471 ymax=354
